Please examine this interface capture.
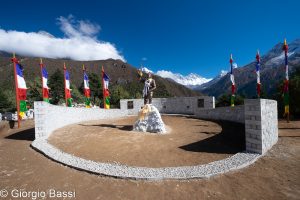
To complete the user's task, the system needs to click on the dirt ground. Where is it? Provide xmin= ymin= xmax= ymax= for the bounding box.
xmin=48 ymin=115 xmax=245 ymax=167
xmin=0 ymin=118 xmax=299 ymax=200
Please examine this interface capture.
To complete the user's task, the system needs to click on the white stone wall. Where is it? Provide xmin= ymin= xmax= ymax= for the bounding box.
xmin=244 ymin=99 xmax=278 ymax=154
xmin=34 ymin=98 xmax=278 ymax=155
xmin=120 ymin=96 xmax=215 ymax=115
xmin=34 ymin=102 xmax=128 ymax=139
xmin=194 ymin=106 xmax=245 ymax=123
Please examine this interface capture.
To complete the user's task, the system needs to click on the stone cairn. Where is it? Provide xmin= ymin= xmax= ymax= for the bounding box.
xmin=133 ymin=104 xmax=166 ymax=134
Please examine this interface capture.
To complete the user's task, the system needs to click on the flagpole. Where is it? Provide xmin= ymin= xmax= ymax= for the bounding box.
xmin=230 ymin=54 xmax=235 ymax=107
xmin=256 ymin=50 xmax=261 ymax=98
xmin=83 ymin=64 xmax=86 ymax=106
xmin=283 ymin=38 xmax=289 ymax=123
xmin=63 ymin=62 xmax=68 ymax=106
xmin=40 ymin=58 xmax=44 ymax=101
xmin=102 ymin=66 xmax=105 ymax=109
xmin=12 ymin=53 xmax=21 ymax=128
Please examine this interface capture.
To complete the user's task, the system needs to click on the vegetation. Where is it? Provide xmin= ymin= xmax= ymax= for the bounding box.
xmin=273 ymin=67 xmax=300 ymax=119
xmin=27 ymin=77 xmax=43 ymax=108
xmin=216 ymin=94 xmax=244 ymax=107
xmin=0 ymin=89 xmax=13 ymax=113
xmin=0 ymin=57 xmax=199 ymax=113
xmin=48 ymin=69 xmax=65 ymax=105
xmin=215 ymin=68 xmax=300 ymax=119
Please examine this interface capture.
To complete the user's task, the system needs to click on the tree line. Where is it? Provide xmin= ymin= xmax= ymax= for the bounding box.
xmin=1 ymin=68 xmax=299 ymax=118
xmin=0 ymin=68 xmax=171 ymax=112
xmin=215 ymin=67 xmax=300 ymax=119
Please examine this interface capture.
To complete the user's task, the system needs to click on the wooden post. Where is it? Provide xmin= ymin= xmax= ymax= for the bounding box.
xmin=102 ymin=66 xmax=105 ymax=109
xmin=40 ymin=58 xmax=44 ymax=101
xmin=63 ymin=62 xmax=67 ymax=106
xmin=12 ymin=53 xmax=21 ymax=128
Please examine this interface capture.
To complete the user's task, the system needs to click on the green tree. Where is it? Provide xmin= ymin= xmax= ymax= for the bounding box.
xmin=48 ymin=69 xmax=64 ymax=105
xmin=110 ymin=85 xmax=130 ymax=108
xmin=5 ymin=90 xmax=16 ymax=111
xmin=0 ymin=90 xmax=12 ymax=113
xmin=70 ymin=84 xmax=85 ymax=104
xmin=81 ymin=73 xmax=102 ymax=105
xmin=216 ymin=94 xmax=244 ymax=107
xmin=123 ymin=82 xmax=143 ymax=99
xmin=153 ymin=83 xmax=172 ymax=98
xmin=290 ymin=68 xmax=300 ymax=117
xmin=27 ymin=77 xmax=42 ymax=108
xmin=274 ymin=67 xmax=300 ymax=118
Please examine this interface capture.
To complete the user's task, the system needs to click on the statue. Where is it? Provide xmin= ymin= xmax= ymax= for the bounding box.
xmin=134 ymin=69 xmax=166 ymax=134
xmin=137 ymin=70 xmax=156 ymax=105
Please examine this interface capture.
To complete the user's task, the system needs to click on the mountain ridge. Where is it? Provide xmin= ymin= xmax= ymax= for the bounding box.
xmin=0 ymin=53 xmax=201 ymax=99
xmin=196 ymin=39 xmax=300 ymax=98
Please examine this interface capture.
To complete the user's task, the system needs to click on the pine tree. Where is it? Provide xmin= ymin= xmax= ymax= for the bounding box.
xmin=88 ymin=73 xmax=102 ymax=105
xmin=48 ymin=69 xmax=64 ymax=105
xmin=110 ymin=85 xmax=130 ymax=107
xmin=27 ymin=77 xmax=42 ymax=108
xmin=70 ymin=84 xmax=85 ymax=104
xmin=0 ymin=90 xmax=12 ymax=113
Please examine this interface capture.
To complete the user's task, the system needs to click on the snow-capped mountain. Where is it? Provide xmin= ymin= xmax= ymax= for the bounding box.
xmin=194 ymin=70 xmax=228 ymax=90
xmin=140 ymin=66 xmax=153 ymax=74
xmin=138 ymin=66 xmax=212 ymax=88
xmin=263 ymin=39 xmax=300 ymax=67
xmin=156 ymin=70 xmax=212 ymax=89
xmin=198 ymin=38 xmax=300 ymax=98
xmin=219 ymin=70 xmax=228 ymax=77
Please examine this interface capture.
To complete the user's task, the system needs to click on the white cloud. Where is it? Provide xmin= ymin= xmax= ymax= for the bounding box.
xmin=0 ymin=15 xmax=125 ymax=61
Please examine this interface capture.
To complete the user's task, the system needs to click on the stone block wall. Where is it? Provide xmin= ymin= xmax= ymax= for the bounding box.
xmin=34 ymin=98 xmax=278 ymax=155
xmin=194 ymin=105 xmax=245 ymax=123
xmin=34 ymin=102 xmax=128 ymax=139
xmin=120 ymin=96 xmax=215 ymax=115
xmin=244 ymin=99 xmax=278 ymax=154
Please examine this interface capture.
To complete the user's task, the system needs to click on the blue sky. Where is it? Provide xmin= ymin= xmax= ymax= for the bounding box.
xmin=0 ymin=0 xmax=299 ymax=78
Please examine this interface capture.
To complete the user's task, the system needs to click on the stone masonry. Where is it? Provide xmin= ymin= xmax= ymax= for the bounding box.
xmin=31 ymin=98 xmax=278 ymax=179
xmin=120 ymin=96 xmax=215 ymax=115
xmin=34 ymin=101 xmax=128 ymax=139
xmin=244 ymin=99 xmax=278 ymax=154
xmin=194 ymin=105 xmax=245 ymax=124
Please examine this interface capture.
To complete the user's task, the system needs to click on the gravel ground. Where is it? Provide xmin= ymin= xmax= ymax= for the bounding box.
xmin=48 ymin=115 xmax=245 ymax=167
xmin=0 ymin=119 xmax=299 ymax=199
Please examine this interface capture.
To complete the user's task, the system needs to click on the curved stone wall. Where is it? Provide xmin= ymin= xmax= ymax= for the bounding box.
xmin=194 ymin=105 xmax=245 ymax=124
xmin=32 ymin=98 xmax=278 ymax=180
xmin=34 ymin=102 xmax=128 ymax=139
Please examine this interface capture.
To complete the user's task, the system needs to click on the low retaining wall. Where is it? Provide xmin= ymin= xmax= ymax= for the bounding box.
xmin=120 ymin=96 xmax=215 ymax=115
xmin=194 ymin=105 xmax=245 ymax=123
xmin=31 ymin=98 xmax=278 ymax=179
xmin=34 ymin=102 xmax=128 ymax=139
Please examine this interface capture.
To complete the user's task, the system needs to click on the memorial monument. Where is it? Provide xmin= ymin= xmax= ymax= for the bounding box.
xmin=133 ymin=70 xmax=166 ymax=133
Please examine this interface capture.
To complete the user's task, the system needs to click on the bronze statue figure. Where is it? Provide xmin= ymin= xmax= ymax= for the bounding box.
xmin=137 ymin=70 xmax=156 ymax=105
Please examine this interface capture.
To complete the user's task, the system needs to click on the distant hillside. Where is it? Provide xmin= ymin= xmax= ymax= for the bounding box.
xmin=197 ymin=39 xmax=300 ymax=98
xmin=0 ymin=54 xmax=201 ymax=98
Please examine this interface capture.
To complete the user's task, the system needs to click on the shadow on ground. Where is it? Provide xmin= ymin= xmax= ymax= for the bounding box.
xmin=279 ymin=128 xmax=300 ymax=130
xmin=179 ymin=118 xmax=245 ymax=154
xmin=5 ymin=128 xmax=35 ymax=141
xmin=79 ymin=124 xmax=133 ymax=131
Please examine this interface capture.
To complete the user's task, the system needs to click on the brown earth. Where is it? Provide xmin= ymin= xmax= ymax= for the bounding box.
xmin=48 ymin=115 xmax=245 ymax=167
xmin=0 ymin=118 xmax=299 ymax=200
